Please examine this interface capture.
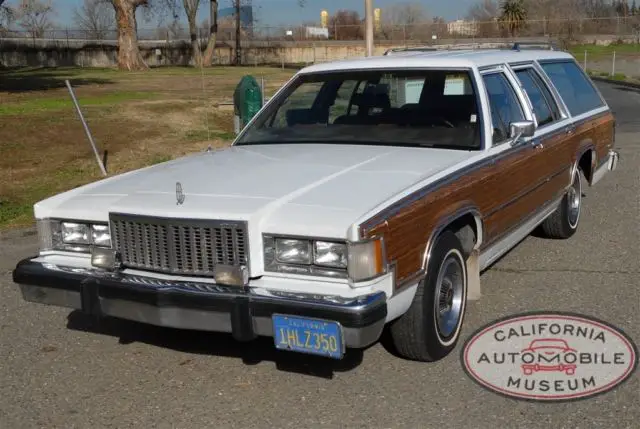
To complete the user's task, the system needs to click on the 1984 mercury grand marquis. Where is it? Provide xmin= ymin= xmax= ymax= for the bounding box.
xmin=13 ymin=46 xmax=619 ymax=362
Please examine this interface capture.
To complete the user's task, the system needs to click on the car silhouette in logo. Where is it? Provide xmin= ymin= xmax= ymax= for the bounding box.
xmin=521 ymin=339 xmax=578 ymax=376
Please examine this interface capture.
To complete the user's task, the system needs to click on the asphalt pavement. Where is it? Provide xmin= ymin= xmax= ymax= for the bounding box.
xmin=1 ymin=82 xmax=638 ymax=429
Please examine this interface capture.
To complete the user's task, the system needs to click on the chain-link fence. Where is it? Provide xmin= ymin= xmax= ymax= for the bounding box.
xmin=1 ymin=16 xmax=640 ymax=44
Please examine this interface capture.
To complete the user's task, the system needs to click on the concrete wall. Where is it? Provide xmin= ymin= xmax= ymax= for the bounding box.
xmin=1 ymin=36 xmax=638 ymax=69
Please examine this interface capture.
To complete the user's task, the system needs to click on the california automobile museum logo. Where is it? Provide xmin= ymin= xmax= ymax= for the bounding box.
xmin=461 ymin=312 xmax=638 ymax=402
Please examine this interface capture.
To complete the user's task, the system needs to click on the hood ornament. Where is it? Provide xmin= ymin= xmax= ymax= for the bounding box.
xmin=176 ymin=182 xmax=185 ymax=205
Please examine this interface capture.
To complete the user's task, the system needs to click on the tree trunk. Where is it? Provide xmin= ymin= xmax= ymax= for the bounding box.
xmin=187 ymin=15 xmax=202 ymax=67
xmin=202 ymin=0 xmax=218 ymax=66
xmin=112 ymin=0 xmax=147 ymax=71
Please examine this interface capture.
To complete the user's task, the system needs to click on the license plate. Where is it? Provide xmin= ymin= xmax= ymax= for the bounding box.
xmin=272 ymin=314 xmax=344 ymax=359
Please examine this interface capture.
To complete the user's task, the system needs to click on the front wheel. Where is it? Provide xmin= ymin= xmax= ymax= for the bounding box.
xmin=390 ymin=231 xmax=468 ymax=362
xmin=539 ymin=166 xmax=583 ymax=239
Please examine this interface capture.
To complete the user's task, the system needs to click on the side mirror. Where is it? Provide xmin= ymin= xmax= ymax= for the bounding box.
xmin=509 ymin=121 xmax=536 ymax=145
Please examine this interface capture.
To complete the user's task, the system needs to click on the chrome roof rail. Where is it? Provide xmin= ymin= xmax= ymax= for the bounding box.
xmin=512 ymin=41 xmax=560 ymax=51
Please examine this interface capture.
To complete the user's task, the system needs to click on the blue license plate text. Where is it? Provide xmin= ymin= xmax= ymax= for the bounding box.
xmin=273 ymin=314 xmax=344 ymax=359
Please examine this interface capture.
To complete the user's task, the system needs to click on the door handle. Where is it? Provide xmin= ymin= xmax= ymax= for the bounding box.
xmin=566 ymin=125 xmax=576 ymax=135
xmin=532 ymin=139 xmax=544 ymax=150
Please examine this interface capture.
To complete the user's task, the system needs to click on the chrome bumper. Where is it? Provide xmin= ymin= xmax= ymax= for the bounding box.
xmin=13 ymin=259 xmax=387 ymax=350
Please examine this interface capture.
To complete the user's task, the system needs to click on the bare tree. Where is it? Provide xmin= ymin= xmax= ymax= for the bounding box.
xmin=16 ymin=0 xmax=54 ymax=37
xmin=329 ymin=10 xmax=363 ymax=40
xmin=202 ymin=0 xmax=218 ymax=65
xmin=382 ymin=2 xmax=430 ymax=40
xmin=181 ymin=0 xmax=203 ymax=66
xmin=466 ymin=0 xmax=500 ymax=36
xmin=73 ymin=0 xmax=115 ymax=40
xmin=467 ymin=0 xmax=499 ymax=21
xmin=1 ymin=0 xmax=15 ymax=30
xmin=109 ymin=0 xmax=152 ymax=71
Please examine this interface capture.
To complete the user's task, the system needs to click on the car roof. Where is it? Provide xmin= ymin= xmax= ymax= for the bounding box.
xmin=299 ymin=49 xmax=575 ymax=74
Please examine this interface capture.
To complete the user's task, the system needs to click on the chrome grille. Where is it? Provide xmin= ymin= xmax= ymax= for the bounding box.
xmin=110 ymin=214 xmax=248 ymax=276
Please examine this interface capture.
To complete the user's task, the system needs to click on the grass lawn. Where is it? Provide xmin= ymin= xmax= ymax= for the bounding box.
xmin=0 ymin=66 xmax=295 ymax=229
xmin=568 ymin=43 xmax=640 ymax=56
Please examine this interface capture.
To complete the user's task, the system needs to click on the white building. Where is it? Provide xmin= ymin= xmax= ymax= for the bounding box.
xmin=447 ymin=20 xmax=479 ymax=36
xmin=305 ymin=27 xmax=329 ymax=39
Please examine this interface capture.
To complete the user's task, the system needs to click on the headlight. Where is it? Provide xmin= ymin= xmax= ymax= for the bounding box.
xmin=263 ymin=235 xmax=386 ymax=282
xmin=314 ymin=241 xmax=347 ymax=268
xmin=37 ymin=219 xmax=111 ymax=252
xmin=91 ymin=224 xmax=112 ymax=247
xmin=62 ymin=222 xmax=91 ymax=244
xmin=276 ymin=238 xmax=312 ymax=264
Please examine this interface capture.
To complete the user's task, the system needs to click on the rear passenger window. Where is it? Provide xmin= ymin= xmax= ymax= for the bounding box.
xmin=515 ymin=68 xmax=560 ymax=126
xmin=483 ymin=73 xmax=526 ymax=144
xmin=540 ymin=61 xmax=605 ymax=116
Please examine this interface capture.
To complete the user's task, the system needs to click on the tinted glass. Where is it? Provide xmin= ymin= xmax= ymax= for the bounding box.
xmin=238 ymin=70 xmax=482 ymax=150
xmin=541 ymin=61 xmax=605 ymax=116
xmin=483 ymin=73 xmax=525 ymax=143
xmin=515 ymin=68 xmax=558 ymax=126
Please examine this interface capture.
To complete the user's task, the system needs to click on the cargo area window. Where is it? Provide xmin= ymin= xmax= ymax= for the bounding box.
xmin=540 ymin=61 xmax=605 ymax=117
xmin=483 ymin=72 xmax=526 ymax=145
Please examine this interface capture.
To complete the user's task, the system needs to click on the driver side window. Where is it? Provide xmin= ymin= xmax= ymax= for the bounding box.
xmin=483 ymin=72 xmax=526 ymax=145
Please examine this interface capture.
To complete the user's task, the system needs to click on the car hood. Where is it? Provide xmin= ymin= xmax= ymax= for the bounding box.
xmin=35 ymin=144 xmax=476 ymax=238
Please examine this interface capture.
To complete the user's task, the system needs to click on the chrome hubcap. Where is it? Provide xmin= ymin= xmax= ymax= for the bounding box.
xmin=435 ymin=254 xmax=464 ymax=339
xmin=568 ymin=170 xmax=582 ymax=228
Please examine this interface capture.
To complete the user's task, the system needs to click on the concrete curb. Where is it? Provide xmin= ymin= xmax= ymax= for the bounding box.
xmin=591 ymin=76 xmax=640 ymax=90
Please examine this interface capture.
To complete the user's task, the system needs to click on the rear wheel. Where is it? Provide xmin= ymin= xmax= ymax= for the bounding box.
xmin=540 ymin=166 xmax=583 ymax=239
xmin=390 ymin=231 xmax=468 ymax=362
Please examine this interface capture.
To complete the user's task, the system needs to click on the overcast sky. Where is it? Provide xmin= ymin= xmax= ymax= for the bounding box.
xmin=52 ymin=0 xmax=478 ymax=28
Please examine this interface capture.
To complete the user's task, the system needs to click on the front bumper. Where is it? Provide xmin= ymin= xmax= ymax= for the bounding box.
xmin=13 ymin=258 xmax=387 ymax=349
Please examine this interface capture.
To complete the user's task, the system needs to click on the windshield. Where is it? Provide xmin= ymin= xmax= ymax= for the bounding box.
xmin=235 ymin=69 xmax=482 ymax=150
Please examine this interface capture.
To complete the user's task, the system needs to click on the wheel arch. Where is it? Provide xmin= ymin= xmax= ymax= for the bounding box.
xmin=574 ymin=141 xmax=596 ymax=185
xmin=421 ymin=205 xmax=484 ymax=274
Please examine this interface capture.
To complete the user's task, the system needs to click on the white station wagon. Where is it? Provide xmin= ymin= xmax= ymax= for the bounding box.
xmin=14 ymin=45 xmax=619 ymax=362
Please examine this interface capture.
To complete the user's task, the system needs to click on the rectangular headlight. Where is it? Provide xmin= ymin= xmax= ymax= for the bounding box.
xmin=37 ymin=219 xmax=111 ymax=253
xmin=347 ymin=238 xmax=386 ymax=282
xmin=314 ymin=241 xmax=347 ymax=268
xmin=276 ymin=238 xmax=312 ymax=265
xmin=62 ymin=222 xmax=91 ymax=245
xmin=91 ymin=224 xmax=112 ymax=247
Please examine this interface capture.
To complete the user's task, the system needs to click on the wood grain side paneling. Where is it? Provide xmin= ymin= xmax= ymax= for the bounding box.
xmin=360 ymin=111 xmax=615 ymax=289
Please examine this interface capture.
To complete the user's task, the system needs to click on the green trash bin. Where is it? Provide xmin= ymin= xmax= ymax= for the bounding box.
xmin=233 ymin=75 xmax=263 ymax=134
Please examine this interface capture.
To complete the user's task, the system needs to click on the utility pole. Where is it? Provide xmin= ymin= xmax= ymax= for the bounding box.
xmin=235 ymin=0 xmax=241 ymax=65
xmin=210 ymin=1 xmax=218 ymax=38
xmin=365 ymin=0 xmax=374 ymax=56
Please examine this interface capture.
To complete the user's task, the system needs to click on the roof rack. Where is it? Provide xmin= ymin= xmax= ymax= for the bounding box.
xmin=383 ymin=47 xmax=438 ymax=55
xmin=383 ymin=44 xmax=495 ymax=55
xmin=512 ymin=41 xmax=560 ymax=51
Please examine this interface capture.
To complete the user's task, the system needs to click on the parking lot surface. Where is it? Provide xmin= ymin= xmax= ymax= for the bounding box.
xmin=0 ymin=82 xmax=638 ymax=429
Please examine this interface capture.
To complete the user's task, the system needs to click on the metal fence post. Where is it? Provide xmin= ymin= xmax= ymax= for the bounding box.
xmin=612 ymin=51 xmax=616 ymax=76
xmin=584 ymin=50 xmax=587 ymax=70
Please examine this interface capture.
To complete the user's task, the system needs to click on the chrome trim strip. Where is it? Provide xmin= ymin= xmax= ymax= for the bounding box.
xmin=422 ymin=206 xmax=482 ymax=276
